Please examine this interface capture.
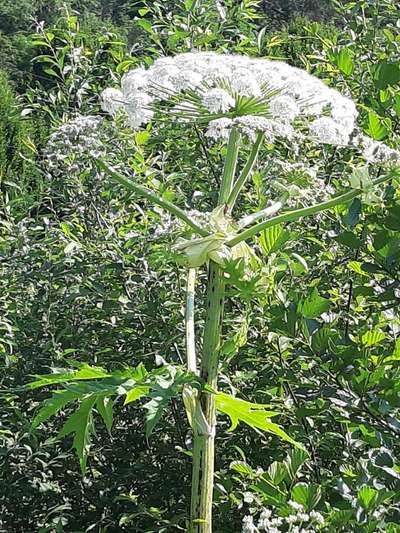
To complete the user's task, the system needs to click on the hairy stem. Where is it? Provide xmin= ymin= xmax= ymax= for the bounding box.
xmin=97 ymin=160 xmax=209 ymax=237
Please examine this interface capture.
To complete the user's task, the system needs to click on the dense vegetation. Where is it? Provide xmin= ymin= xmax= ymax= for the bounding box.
xmin=1 ymin=1 xmax=400 ymax=532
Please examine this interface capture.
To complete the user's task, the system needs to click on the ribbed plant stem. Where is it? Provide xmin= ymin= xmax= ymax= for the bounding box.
xmin=190 ymin=129 xmax=239 ymax=532
xmin=190 ymin=262 xmax=225 ymax=533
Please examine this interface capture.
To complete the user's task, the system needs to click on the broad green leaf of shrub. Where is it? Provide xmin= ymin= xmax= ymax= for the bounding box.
xmin=367 ymin=110 xmax=389 ymax=140
xmin=361 ymin=330 xmax=387 ymax=347
xmin=215 ymin=392 xmax=301 ymax=447
xmin=230 ymin=461 xmax=255 ymax=476
xmin=357 ymin=486 xmax=378 ymax=510
xmin=329 ymin=47 xmax=354 ymax=76
xmin=298 ymin=288 xmax=330 ymax=319
xmin=285 ymin=447 xmax=309 ymax=480
xmin=372 ymin=61 xmax=400 ymax=89
xmin=259 ymin=224 xmax=291 ymax=256
xmin=291 ymin=482 xmax=321 ymax=511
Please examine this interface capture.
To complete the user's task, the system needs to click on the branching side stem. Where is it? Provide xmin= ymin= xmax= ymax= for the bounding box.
xmin=97 ymin=160 xmax=209 ymax=237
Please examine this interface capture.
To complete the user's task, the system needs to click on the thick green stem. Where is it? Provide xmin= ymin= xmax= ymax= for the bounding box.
xmin=97 ymin=160 xmax=209 ymax=237
xmin=228 ymin=174 xmax=393 ymax=247
xmin=227 ymin=131 xmax=264 ymax=211
xmin=190 ymin=126 xmax=240 ymax=533
xmin=190 ymin=262 xmax=225 ymax=533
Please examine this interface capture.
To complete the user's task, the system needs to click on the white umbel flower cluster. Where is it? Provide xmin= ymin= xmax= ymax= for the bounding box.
xmin=44 ymin=115 xmax=105 ymax=177
xmin=242 ymin=505 xmax=325 ymax=533
xmin=353 ymin=134 xmax=400 ymax=165
xmin=101 ymin=52 xmax=358 ymax=146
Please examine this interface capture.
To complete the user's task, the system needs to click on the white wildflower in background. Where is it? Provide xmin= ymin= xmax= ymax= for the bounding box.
xmin=288 ymin=500 xmax=305 ymax=511
xmin=354 ymin=134 xmax=400 ymax=165
xmin=44 ymin=115 xmax=105 ymax=177
xmin=242 ymin=515 xmax=258 ymax=533
xmin=101 ymin=51 xmax=359 ymax=146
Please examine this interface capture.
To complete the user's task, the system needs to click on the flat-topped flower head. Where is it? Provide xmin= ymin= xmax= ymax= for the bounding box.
xmin=101 ymin=51 xmax=359 ymax=146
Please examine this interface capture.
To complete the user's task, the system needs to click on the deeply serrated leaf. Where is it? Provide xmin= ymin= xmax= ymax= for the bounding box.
xmin=32 ymin=389 xmax=81 ymax=428
xmin=215 ymin=392 xmax=301 ymax=447
xmin=27 ymin=364 xmax=110 ymax=390
xmin=259 ymin=224 xmax=290 ymax=256
xmin=58 ymin=395 xmax=97 ymax=474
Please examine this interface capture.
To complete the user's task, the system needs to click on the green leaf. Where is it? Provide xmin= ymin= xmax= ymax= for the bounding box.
xmin=357 ymin=486 xmax=378 ymax=510
xmin=32 ymin=389 xmax=81 ymax=428
xmin=334 ymin=231 xmax=363 ymax=249
xmin=58 ymin=395 xmax=97 ymax=474
xmin=124 ymin=385 xmax=149 ymax=405
xmin=27 ymin=364 xmax=111 ymax=390
xmin=136 ymin=19 xmax=153 ymax=33
xmin=291 ymin=482 xmax=321 ymax=511
xmin=215 ymin=392 xmax=301 ymax=447
xmin=348 ymin=260 xmax=370 ymax=277
xmin=259 ymin=224 xmax=290 ymax=256
xmin=349 ymin=166 xmax=372 ymax=190
xmin=334 ymin=48 xmax=354 ymax=76
xmin=96 ymin=396 xmax=114 ymax=433
xmin=367 ymin=111 xmax=389 ymax=140
xmin=285 ymin=447 xmax=309 ymax=480
xmin=372 ymin=61 xmax=400 ymax=89
xmin=230 ymin=461 xmax=255 ymax=476
xmin=361 ymin=330 xmax=387 ymax=347
xmin=267 ymin=461 xmax=288 ymax=485
xmin=298 ymin=289 xmax=330 ymax=319
xmin=184 ymin=0 xmax=196 ymax=10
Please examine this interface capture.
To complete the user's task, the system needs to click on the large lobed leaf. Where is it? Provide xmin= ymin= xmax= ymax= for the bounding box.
xmin=215 ymin=392 xmax=302 ymax=448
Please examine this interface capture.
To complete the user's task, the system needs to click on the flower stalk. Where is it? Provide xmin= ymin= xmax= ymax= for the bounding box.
xmin=189 ymin=128 xmax=240 ymax=533
xmin=228 ymin=173 xmax=394 ymax=247
xmin=96 ymin=160 xmax=209 ymax=237
xmin=227 ymin=131 xmax=264 ymax=211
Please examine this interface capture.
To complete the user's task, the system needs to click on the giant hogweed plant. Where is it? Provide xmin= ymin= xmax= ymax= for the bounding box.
xmin=27 ymin=52 xmax=400 ymax=532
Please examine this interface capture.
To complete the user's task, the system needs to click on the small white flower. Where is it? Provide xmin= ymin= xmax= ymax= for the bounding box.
xmin=259 ymin=508 xmax=272 ymax=520
xmin=285 ymin=514 xmax=298 ymax=524
xmin=309 ymin=116 xmax=350 ymax=145
xmin=202 ymin=88 xmax=235 ymax=113
xmin=205 ymin=117 xmax=233 ymax=140
xmin=355 ymin=134 xmax=400 ymax=164
xmin=310 ymin=511 xmax=324 ymax=524
xmin=288 ymin=500 xmax=305 ymax=511
xmin=230 ymin=74 xmax=261 ymax=97
xmin=269 ymin=95 xmax=300 ymax=121
xmin=100 ymin=88 xmax=124 ymax=116
xmin=298 ymin=512 xmax=309 ymax=522
xmin=242 ymin=515 xmax=258 ymax=533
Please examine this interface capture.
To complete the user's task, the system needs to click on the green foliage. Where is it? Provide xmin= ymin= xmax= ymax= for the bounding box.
xmin=1 ymin=0 xmax=400 ymax=531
